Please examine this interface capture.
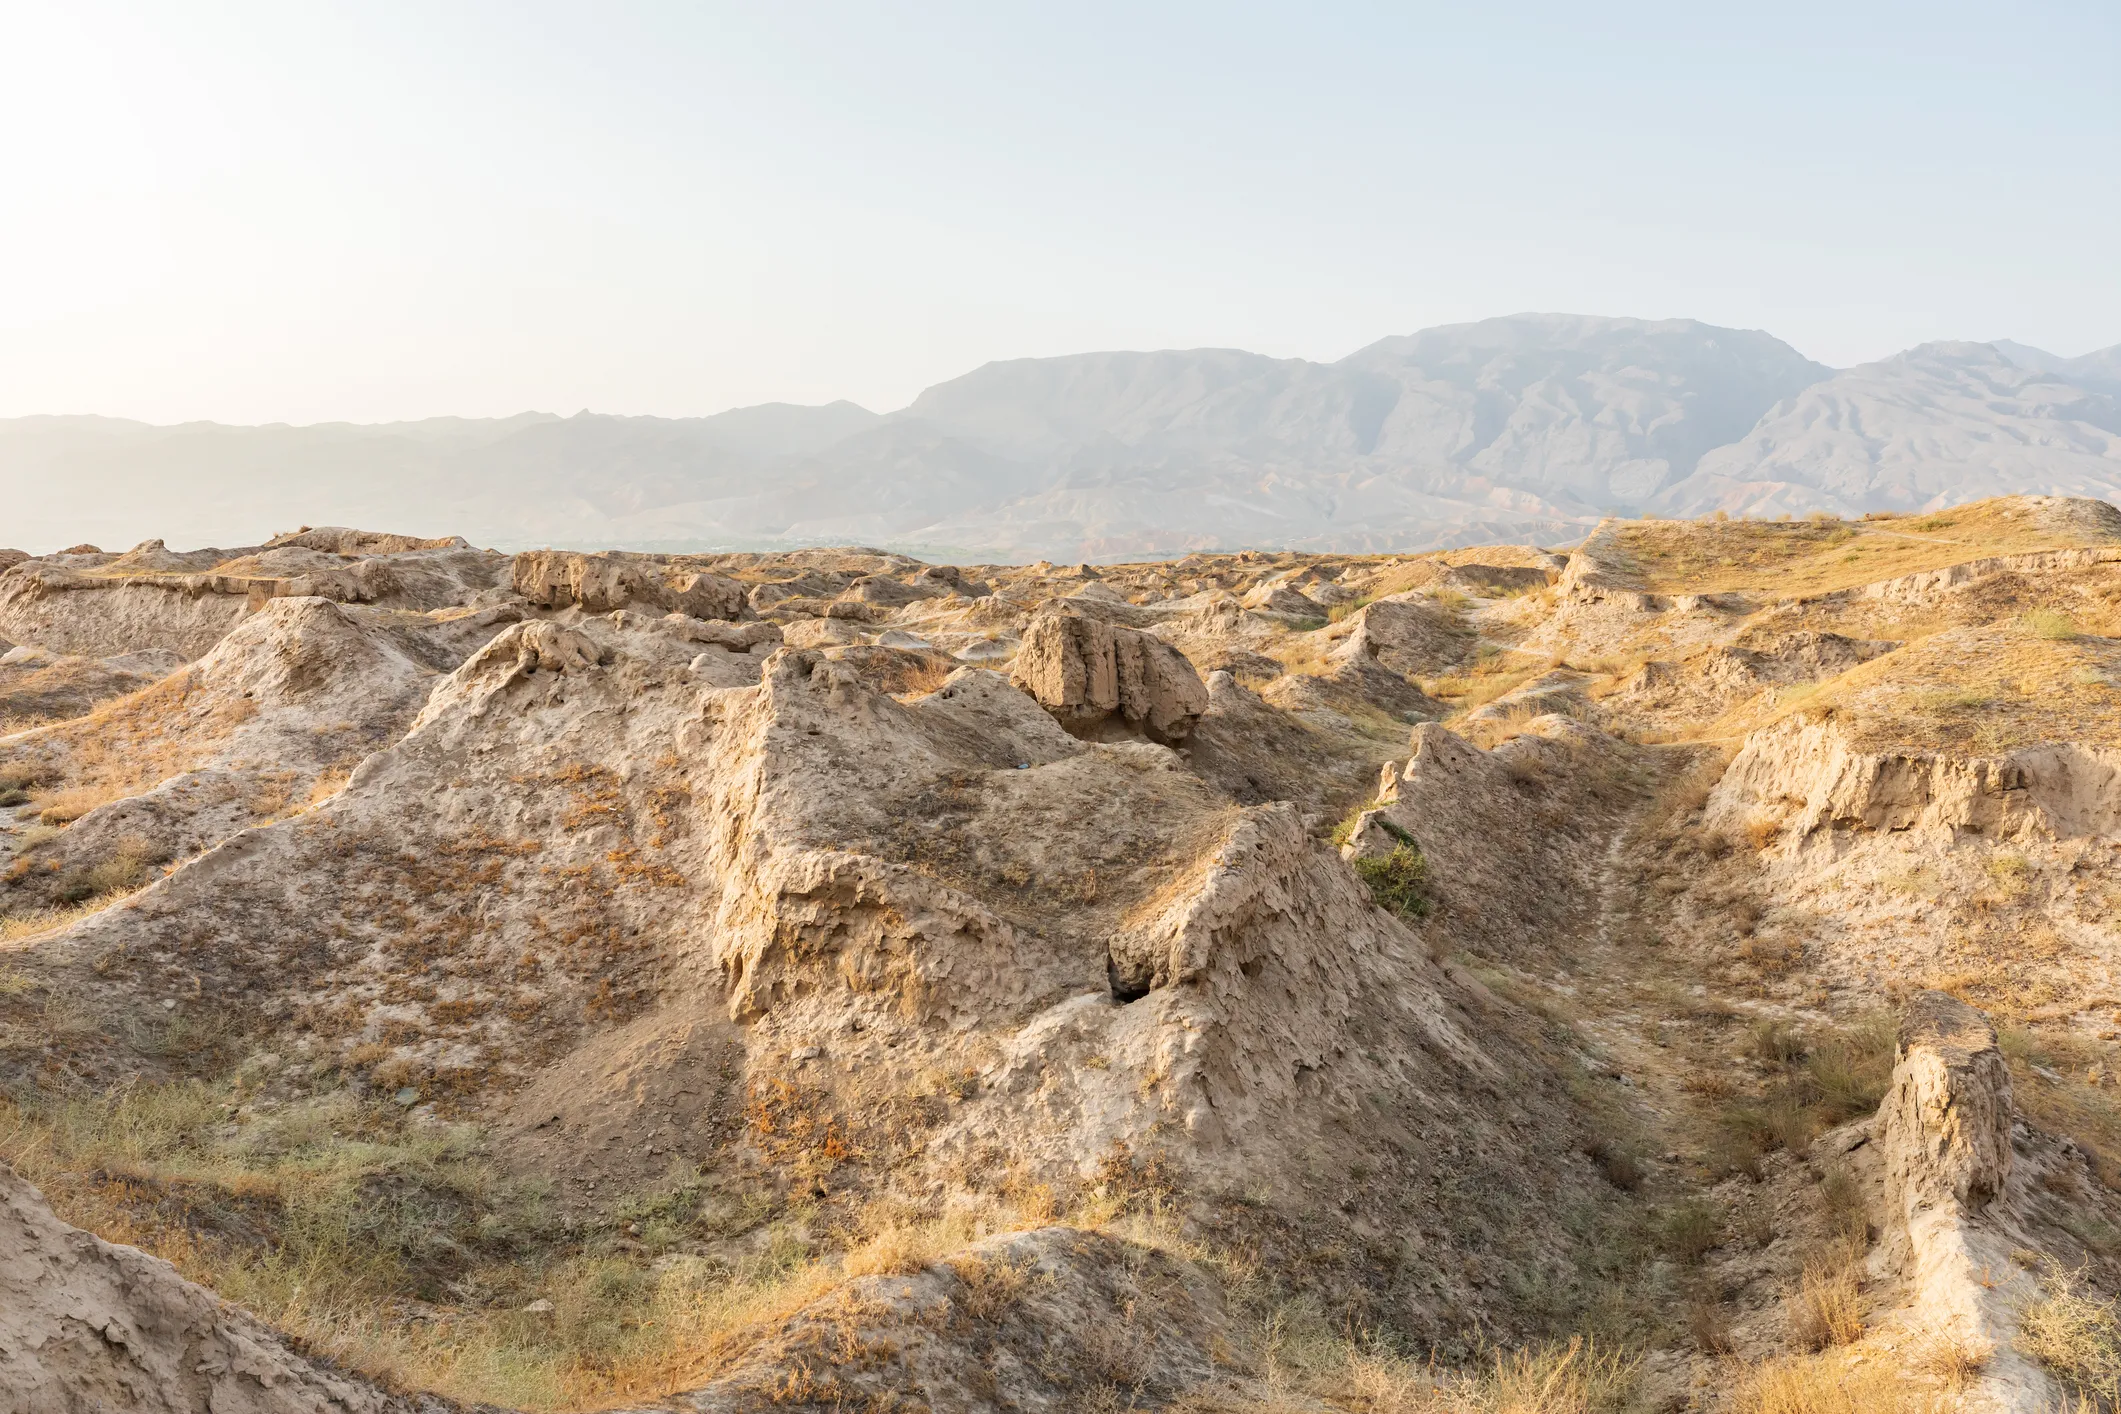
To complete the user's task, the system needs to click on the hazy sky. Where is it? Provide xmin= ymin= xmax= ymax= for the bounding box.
xmin=4 ymin=1 xmax=2117 ymax=425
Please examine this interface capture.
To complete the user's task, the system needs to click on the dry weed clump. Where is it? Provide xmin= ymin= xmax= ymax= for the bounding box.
xmin=2017 ymin=1273 xmax=2121 ymax=1404
xmin=1785 ymin=1240 xmax=1866 ymax=1351
xmin=1908 ymin=1326 xmax=1991 ymax=1390
xmin=30 ymin=780 xmax=125 ymax=825
xmin=1250 ymin=1317 xmax=1636 ymax=1414
xmin=1705 ymin=1017 xmax=1895 ymax=1177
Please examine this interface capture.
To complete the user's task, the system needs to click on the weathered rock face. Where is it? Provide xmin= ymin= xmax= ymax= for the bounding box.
xmin=1327 ymin=597 xmax=1468 ymax=680
xmin=266 ymin=526 xmax=469 ymax=556
xmin=0 ymin=1163 xmax=420 ymax=1414
xmin=1881 ymin=992 xmax=2014 ymax=1217
xmin=1871 ymin=993 xmax=2059 ymax=1413
xmin=512 ymin=550 xmax=748 ymax=621
xmin=0 ymin=536 xmax=509 ymax=660
xmin=1708 ymin=715 xmax=2121 ymax=841
xmin=1010 ymin=606 xmax=1208 ymax=744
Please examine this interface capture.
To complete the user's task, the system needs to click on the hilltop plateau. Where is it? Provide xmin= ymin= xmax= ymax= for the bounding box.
xmin=5 ymin=498 xmax=2121 ymax=1412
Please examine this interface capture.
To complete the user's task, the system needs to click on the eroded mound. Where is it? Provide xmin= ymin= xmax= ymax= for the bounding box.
xmin=5 ymin=500 xmax=2121 ymax=1411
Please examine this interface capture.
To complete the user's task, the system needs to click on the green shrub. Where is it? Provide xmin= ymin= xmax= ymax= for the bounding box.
xmin=1353 ymin=842 xmax=1430 ymax=919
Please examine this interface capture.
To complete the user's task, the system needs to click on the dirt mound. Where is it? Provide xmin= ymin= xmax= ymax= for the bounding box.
xmin=0 ymin=1163 xmax=430 ymax=1414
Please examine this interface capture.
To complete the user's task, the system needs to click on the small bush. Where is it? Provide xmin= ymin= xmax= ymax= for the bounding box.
xmin=1788 ymin=1244 xmax=1865 ymax=1350
xmin=1819 ymin=1166 xmax=1866 ymax=1242
xmin=1911 ymin=1328 xmax=1992 ymax=1390
xmin=1353 ymin=844 xmax=1430 ymax=919
xmin=1660 ymin=1199 xmax=1723 ymax=1264
xmin=1750 ymin=1019 xmax=1807 ymax=1069
xmin=2022 ymin=609 xmax=2079 ymax=641
xmin=2018 ymin=1275 xmax=2121 ymax=1403
xmin=1469 ymin=1337 xmax=1637 ymax=1411
xmin=1582 ymin=1139 xmax=1643 ymax=1192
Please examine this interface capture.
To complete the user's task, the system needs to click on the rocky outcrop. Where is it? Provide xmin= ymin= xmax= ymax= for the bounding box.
xmin=1873 ymin=994 xmax=2057 ymax=1412
xmin=1709 ymin=715 xmax=2121 ymax=841
xmin=0 ymin=1163 xmax=423 ymax=1414
xmin=1839 ymin=545 xmax=2121 ymax=607
xmin=1010 ymin=606 xmax=1208 ymax=744
xmin=0 ymin=565 xmax=258 ymax=659
xmin=512 ymin=550 xmax=748 ymax=621
xmin=408 ymin=619 xmax=605 ymax=730
xmin=266 ymin=526 xmax=470 ymax=556
xmin=1326 ymin=597 xmax=1468 ymax=679
xmin=0 ymin=539 xmax=509 ymax=661
xmin=1882 ymin=992 xmax=2015 ymax=1218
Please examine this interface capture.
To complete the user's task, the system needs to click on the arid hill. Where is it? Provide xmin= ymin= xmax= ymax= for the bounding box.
xmin=5 ymin=500 xmax=2121 ymax=1413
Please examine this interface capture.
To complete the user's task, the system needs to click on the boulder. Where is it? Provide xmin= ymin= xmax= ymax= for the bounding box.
xmin=1011 ymin=606 xmax=1208 ymax=744
xmin=783 ymin=617 xmax=868 ymax=649
xmin=1331 ymin=597 xmax=1467 ymax=679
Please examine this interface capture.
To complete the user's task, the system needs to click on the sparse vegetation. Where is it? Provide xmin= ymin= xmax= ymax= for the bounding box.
xmin=1706 ymin=1018 xmax=1896 ymax=1177
xmin=13 ymin=500 xmax=2121 ymax=1409
xmin=1786 ymin=1240 xmax=1866 ymax=1350
xmin=2023 ymin=608 xmax=2079 ymax=640
xmin=1730 ymin=1354 xmax=1946 ymax=1413
xmin=1353 ymin=840 xmax=1431 ymax=918
xmin=2018 ymin=1273 xmax=2121 ymax=1402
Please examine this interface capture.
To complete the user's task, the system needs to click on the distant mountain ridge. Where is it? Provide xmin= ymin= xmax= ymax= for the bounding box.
xmin=6 ymin=314 xmax=2119 ymax=559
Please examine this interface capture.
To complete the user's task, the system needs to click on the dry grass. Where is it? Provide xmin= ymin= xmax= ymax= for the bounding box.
xmin=1703 ymin=1017 xmax=1897 ymax=1178
xmin=0 ymin=886 xmax=146 ymax=943
xmin=1611 ymin=497 xmax=2103 ymax=597
xmin=1252 ymin=1324 xmax=1638 ymax=1414
xmin=0 ymin=1080 xmax=861 ymax=1410
xmin=29 ymin=780 xmax=125 ymax=825
xmin=1908 ymin=1326 xmax=1992 ymax=1390
xmin=2017 ymin=1273 xmax=2121 ymax=1403
xmin=1761 ymin=623 xmax=2121 ymax=754
xmin=1786 ymin=1241 xmax=1866 ymax=1351
xmin=1994 ymin=1028 xmax=2121 ymax=1189
xmin=0 ymin=1076 xmax=1195 ymax=1411
xmin=1729 ymin=1354 xmax=1946 ymax=1413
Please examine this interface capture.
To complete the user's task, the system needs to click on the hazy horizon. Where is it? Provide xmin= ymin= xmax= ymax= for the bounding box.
xmin=5 ymin=3 xmax=2117 ymax=426
xmin=10 ymin=319 xmax=2120 ymax=432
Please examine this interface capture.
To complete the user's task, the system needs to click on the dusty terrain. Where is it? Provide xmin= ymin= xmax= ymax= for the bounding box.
xmin=4 ymin=500 xmax=2121 ymax=1413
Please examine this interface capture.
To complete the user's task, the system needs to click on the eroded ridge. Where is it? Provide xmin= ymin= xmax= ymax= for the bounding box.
xmin=4 ymin=500 xmax=2121 ymax=1411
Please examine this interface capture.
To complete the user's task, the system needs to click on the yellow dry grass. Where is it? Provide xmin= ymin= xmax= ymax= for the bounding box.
xmin=1728 ymin=1353 xmax=1946 ymax=1413
xmin=1693 ymin=621 xmax=2121 ymax=754
xmin=1611 ymin=498 xmax=2112 ymax=597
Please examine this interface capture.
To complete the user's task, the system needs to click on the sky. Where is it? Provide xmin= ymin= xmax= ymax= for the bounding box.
xmin=2 ymin=1 xmax=2117 ymax=425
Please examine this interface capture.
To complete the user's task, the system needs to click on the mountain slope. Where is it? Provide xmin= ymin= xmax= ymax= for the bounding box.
xmin=6 ymin=319 xmax=2121 ymax=560
xmin=1655 ymin=341 xmax=2121 ymax=519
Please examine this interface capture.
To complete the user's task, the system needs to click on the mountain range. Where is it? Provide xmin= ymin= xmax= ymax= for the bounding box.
xmin=7 ymin=313 xmax=2120 ymax=559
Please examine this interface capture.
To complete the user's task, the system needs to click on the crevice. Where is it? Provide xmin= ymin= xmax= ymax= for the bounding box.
xmin=1106 ymin=951 xmax=1151 ymax=1004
